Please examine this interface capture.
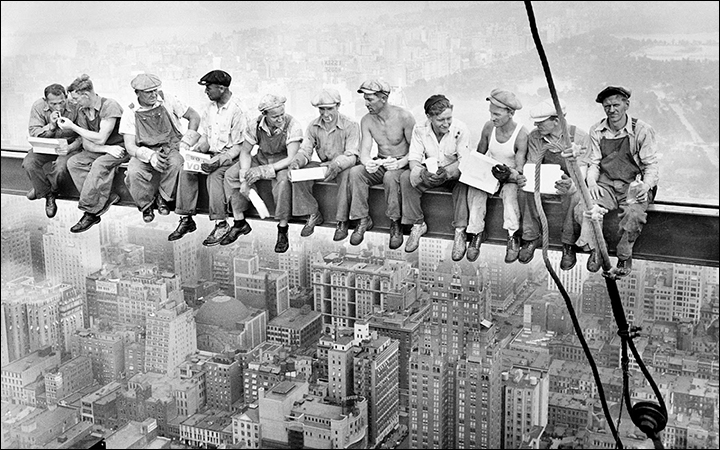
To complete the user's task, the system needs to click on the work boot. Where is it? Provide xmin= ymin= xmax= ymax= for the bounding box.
xmin=168 ymin=216 xmax=197 ymax=241
xmin=350 ymin=217 xmax=373 ymax=246
xmin=560 ymin=244 xmax=577 ymax=270
xmin=156 ymin=196 xmax=170 ymax=215
xmin=97 ymin=193 xmax=120 ymax=217
xmin=275 ymin=225 xmax=289 ymax=253
xmin=70 ymin=212 xmax=101 ymax=233
xmin=586 ymin=249 xmax=602 ymax=273
xmin=451 ymin=228 xmax=467 ymax=261
xmin=389 ymin=220 xmax=403 ymax=250
xmin=616 ymin=257 xmax=633 ymax=277
xmin=333 ymin=221 xmax=349 ymax=241
xmin=220 ymin=220 xmax=252 ymax=246
xmin=405 ymin=222 xmax=427 ymax=253
xmin=518 ymin=238 xmax=541 ymax=264
xmin=505 ymin=234 xmax=520 ymax=263
xmin=142 ymin=206 xmax=155 ymax=223
xmin=301 ymin=211 xmax=324 ymax=237
xmin=45 ymin=193 xmax=58 ymax=218
xmin=466 ymin=231 xmax=486 ymax=262
xmin=203 ymin=221 xmax=229 ymax=247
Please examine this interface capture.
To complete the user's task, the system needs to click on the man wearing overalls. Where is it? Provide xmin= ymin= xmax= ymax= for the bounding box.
xmin=120 ymin=73 xmax=201 ymax=223
xmin=223 ymin=94 xmax=303 ymax=252
xmin=575 ymin=86 xmax=659 ymax=276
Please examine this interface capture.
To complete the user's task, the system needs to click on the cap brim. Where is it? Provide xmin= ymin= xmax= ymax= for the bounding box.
xmin=531 ymin=115 xmax=552 ymax=122
xmin=358 ymin=88 xmax=375 ymax=94
xmin=314 ymin=103 xmax=337 ymax=108
xmin=487 ymin=97 xmax=506 ymax=108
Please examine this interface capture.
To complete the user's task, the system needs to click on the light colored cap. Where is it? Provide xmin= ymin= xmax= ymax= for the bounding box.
xmin=486 ymin=88 xmax=522 ymax=111
xmin=131 ymin=73 xmax=161 ymax=91
xmin=258 ymin=94 xmax=287 ymax=112
xmin=357 ymin=79 xmax=391 ymax=95
xmin=530 ymin=98 xmax=566 ymax=122
xmin=311 ymin=88 xmax=341 ymax=107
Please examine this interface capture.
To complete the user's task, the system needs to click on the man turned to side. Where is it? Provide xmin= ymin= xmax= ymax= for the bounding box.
xmin=516 ymin=98 xmax=589 ymax=270
xmin=59 ymin=74 xmax=129 ymax=233
xmin=466 ymin=88 xmax=528 ymax=263
xmin=400 ymin=94 xmax=470 ymax=256
xmin=574 ymin=86 xmax=659 ymax=276
xmin=23 ymin=83 xmax=83 ymax=218
xmin=120 ymin=73 xmax=201 ymax=223
xmin=168 ymin=70 xmax=249 ymax=247
xmin=223 ymin=94 xmax=304 ymax=253
xmin=346 ymin=79 xmax=416 ymax=249
xmin=288 ymin=88 xmax=360 ymax=240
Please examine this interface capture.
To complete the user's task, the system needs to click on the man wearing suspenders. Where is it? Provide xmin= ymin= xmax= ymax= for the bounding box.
xmin=516 ymin=99 xmax=589 ymax=270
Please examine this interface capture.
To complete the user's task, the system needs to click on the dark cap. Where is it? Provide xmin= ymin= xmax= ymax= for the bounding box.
xmin=423 ymin=94 xmax=449 ymax=114
xmin=198 ymin=70 xmax=232 ymax=87
xmin=595 ymin=86 xmax=631 ymax=103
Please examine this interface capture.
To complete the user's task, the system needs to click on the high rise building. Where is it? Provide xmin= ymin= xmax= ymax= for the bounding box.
xmin=44 ymin=355 xmax=94 ymax=407
xmin=70 ymin=329 xmax=125 ymax=384
xmin=205 ymin=352 xmax=243 ymax=411
xmin=409 ymin=346 xmax=450 ymax=449
xmin=1 ymin=346 xmax=60 ymax=405
xmin=327 ymin=334 xmax=355 ymax=403
xmin=144 ymin=301 xmax=197 ymax=376
xmin=234 ymin=254 xmax=289 ymax=320
xmin=500 ymin=367 xmax=549 ymax=449
xmin=418 ymin=237 xmax=448 ymax=290
xmin=545 ymin=249 xmax=588 ymax=295
xmin=279 ymin=239 xmax=309 ymax=290
xmin=127 ymin=221 xmax=200 ymax=285
xmin=354 ymin=334 xmax=400 ymax=447
xmin=482 ymin=244 xmax=529 ymax=314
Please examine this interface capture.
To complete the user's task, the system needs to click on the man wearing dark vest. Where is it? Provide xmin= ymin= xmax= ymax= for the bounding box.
xmin=574 ymin=86 xmax=659 ymax=276
xmin=60 ymin=74 xmax=129 ymax=233
xmin=120 ymin=73 xmax=201 ymax=223
xmin=223 ymin=94 xmax=304 ymax=253
xmin=516 ymin=98 xmax=589 ymax=270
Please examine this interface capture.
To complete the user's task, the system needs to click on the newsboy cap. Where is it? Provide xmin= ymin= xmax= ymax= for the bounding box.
xmin=131 ymin=73 xmax=161 ymax=91
xmin=595 ymin=85 xmax=631 ymax=103
xmin=357 ymin=79 xmax=391 ymax=95
xmin=530 ymin=98 xmax=567 ymax=122
xmin=311 ymin=88 xmax=342 ymax=107
xmin=486 ymin=88 xmax=522 ymax=111
xmin=258 ymin=94 xmax=287 ymax=112
xmin=198 ymin=70 xmax=232 ymax=87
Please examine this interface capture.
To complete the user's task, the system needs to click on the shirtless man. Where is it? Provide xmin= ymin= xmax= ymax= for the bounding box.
xmin=345 ymin=79 xmax=416 ymax=249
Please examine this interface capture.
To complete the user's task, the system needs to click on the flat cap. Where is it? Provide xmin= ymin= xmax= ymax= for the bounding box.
xmin=131 ymin=73 xmax=161 ymax=91
xmin=530 ymin=98 xmax=566 ymax=122
xmin=357 ymin=79 xmax=391 ymax=95
xmin=486 ymin=88 xmax=522 ymax=111
xmin=198 ymin=70 xmax=232 ymax=87
xmin=311 ymin=88 xmax=341 ymax=107
xmin=258 ymin=94 xmax=287 ymax=112
xmin=595 ymin=85 xmax=631 ymax=103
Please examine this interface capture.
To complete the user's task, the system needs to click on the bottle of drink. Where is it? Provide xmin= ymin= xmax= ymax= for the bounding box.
xmin=626 ymin=174 xmax=643 ymax=204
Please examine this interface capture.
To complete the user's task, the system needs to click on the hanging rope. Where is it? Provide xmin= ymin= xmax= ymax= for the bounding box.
xmin=523 ymin=2 xmax=668 ymax=449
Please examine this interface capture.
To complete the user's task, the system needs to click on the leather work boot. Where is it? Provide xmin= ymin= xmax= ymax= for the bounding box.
xmin=451 ymin=228 xmax=467 ymax=261
xmin=518 ymin=238 xmax=541 ymax=264
xmin=220 ymin=221 xmax=252 ymax=246
xmin=560 ymin=244 xmax=577 ymax=270
xmin=275 ymin=225 xmax=289 ymax=253
xmin=142 ymin=206 xmax=155 ymax=223
xmin=333 ymin=221 xmax=349 ymax=241
xmin=70 ymin=212 xmax=101 ymax=233
xmin=466 ymin=231 xmax=486 ymax=262
xmin=156 ymin=196 xmax=171 ymax=215
xmin=505 ymin=234 xmax=520 ymax=263
xmin=586 ymin=249 xmax=602 ymax=273
xmin=350 ymin=217 xmax=373 ymax=246
xmin=203 ymin=221 xmax=229 ymax=247
xmin=404 ymin=222 xmax=427 ymax=253
xmin=45 ymin=193 xmax=58 ymax=218
xmin=301 ymin=211 xmax=324 ymax=237
xmin=616 ymin=257 xmax=633 ymax=277
xmin=389 ymin=219 xmax=403 ymax=250
xmin=168 ymin=216 xmax=197 ymax=241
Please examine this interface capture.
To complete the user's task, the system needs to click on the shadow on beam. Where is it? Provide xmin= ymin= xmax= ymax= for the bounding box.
xmin=2 ymin=147 xmax=718 ymax=268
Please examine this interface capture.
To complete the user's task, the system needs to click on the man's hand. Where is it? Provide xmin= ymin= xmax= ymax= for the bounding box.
xmin=420 ymin=167 xmax=446 ymax=188
xmin=322 ymin=160 xmax=341 ymax=182
xmin=516 ymin=173 xmax=527 ymax=188
xmin=561 ymin=142 xmax=583 ymax=158
xmin=365 ymin=159 xmax=382 ymax=174
xmin=289 ymin=156 xmax=305 ymax=171
xmin=634 ymin=182 xmax=651 ymax=204
xmin=245 ymin=164 xmax=276 ymax=185
xmin=382 ymin=157 xmax=402 ymax=171
xmin=56 ymin=117 xmax=75 ymax=131
xmin=555 ymin=173 xmax=576 ymax=195
xmin=49 ymin=111 xmax=61 ymax=129
xmin=492 ymin=164 xmax=512 ymax=182
xmin=106 ymin=145 xmax=125 ymax=159
xmin=588 ymin=183 xmax=605 ymax=201
xmin=201 ymin=156 xmax=221 ymax=174
xmin=150 ymin=151 xmax=169 ymax=172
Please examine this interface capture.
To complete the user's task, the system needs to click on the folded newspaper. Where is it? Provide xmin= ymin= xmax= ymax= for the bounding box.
xmin=289 ymin=166 xmax=327 ymax=182
xmin=179 ymin=149 xmax=211 ymax=172
xmin=28 ymin=136 xmax=68 ymax=155
xmin=458 ymin=152 xmax=502 ymax=194
xmin=522 ymin=163 xmax=564 ymax=195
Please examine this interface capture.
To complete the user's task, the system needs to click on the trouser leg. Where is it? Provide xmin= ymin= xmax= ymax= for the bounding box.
xmin=499 ymin=182 xmax=520 ymax=236
xmin=348 ymin=165 xmax=383 ymax=221
xmin=400 ymin=170 xmax=423 ymax=225
xmin=272 ymin=169 xmax=292 ymax=221
xmin=467 ymin=186 xmax=488 ymax=234
xmin=383 ymin=168 xmax=405 ymax=221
